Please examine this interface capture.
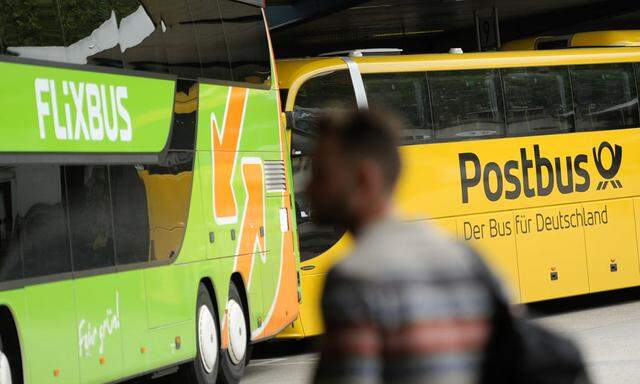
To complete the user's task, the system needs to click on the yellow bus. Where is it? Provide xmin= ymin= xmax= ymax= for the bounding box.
xmin=277 ymin=48 xmax=640 ymax=338
xmin=502 ymin=30 xmax=640 ymax=51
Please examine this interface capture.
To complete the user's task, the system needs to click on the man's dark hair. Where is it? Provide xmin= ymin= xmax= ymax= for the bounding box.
xmin=316 ymin=110 xmax=402 ymax=191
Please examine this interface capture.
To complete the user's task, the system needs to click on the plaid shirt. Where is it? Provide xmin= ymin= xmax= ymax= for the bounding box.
xmin=315 ymin=218 xmax=495 ymax=384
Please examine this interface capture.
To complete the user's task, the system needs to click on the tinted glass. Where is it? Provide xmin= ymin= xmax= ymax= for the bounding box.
xmin=66 ymin=165 xmax=116 ymax=271
xmin=291 ymin=70 xmax=355 ymax=262
xmin=18 ymin=165 xmax=72 ymax=278
xmin=503 ymin=66 xmax=575 ymax=136
xmin=144 ymin=151 xmax=194 ymax=261
xmin=292 ymin=152 xmax=346 ymax=263
xmin=188 ymin=0 xmax=232 ymax=81
xmin=115 ymin=0 xmax=170 ymax=74
xmin=156 ymin=0 xmax=202 ymax=78
xmin=0 ymin=0 xmax=66 ymax=61
xmin=110 ymin=165 xmax=149 ymax=264
xmin=219 ymin=0 xmax=270 ymax=85
xmin=57 ymin=0 xmax=124 ymax=67
xmin=169 ymin=81 xmax=198 ymax=151
xmin=571 ymin=63 xmax=639 ymax=131
xmin=0 ymin=170 xmax=22 ymax=282
xmin=363 ymin=72 xmax=433 ymax=144
xmin=292 ymin=70 xmax=356 ymax=154
xmin=429 ymin=69 xmax=505 ymax=142
xmin=636 ymin=63 xmax=640 ymax=109
xmin=0 ymin=155 xmax=195 ymax=277
xmin=536 ymin=39 xmax=569 ymax=50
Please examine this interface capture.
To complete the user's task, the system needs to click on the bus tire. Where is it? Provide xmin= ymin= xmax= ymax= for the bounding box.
xmin=244 ymin=343 xmax=253 ymax=367
xmin=180 ymin=283 xmax=220 ymax=384
xmin=218 ymin=283 xmax=249 ymax=384
xmin=0 ymin=337 xmax=13 ymax=384
xmin=0 ymin=309 xmax=22 ymax=384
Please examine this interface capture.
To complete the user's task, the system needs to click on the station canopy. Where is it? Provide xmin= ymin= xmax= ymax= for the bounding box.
xmin=266 ymin=0 xmax=640 ymax=58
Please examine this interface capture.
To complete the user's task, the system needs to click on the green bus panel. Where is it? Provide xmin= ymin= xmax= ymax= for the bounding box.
xmin=117 ymin=270 xmax=150 ymax=377
xmin=0 ymin=61 xmax=174 ymax=153
xmin=24 ymin=281 xmax=79 ymax=383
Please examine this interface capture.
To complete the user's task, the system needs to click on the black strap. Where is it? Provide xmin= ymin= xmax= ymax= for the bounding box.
xmin=466 ymin=248 xmax=519 ymax=383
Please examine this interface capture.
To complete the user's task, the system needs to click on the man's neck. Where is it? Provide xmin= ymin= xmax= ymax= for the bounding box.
xmin=349 ymin=202 xmax=394 ymax=238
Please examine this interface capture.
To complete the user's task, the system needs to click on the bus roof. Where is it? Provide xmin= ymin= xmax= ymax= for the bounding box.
xmin=502 ymin=30 xmax=640 ymax=51
xmin=572 ymin=30 xmax=640 ymax=47
xmin=277 ymin=47 xmax=640 ymax=107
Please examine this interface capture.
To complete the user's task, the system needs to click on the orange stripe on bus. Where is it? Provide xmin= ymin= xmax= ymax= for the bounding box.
xmin=255 ymin=203 xmax=298 ymax=338
xmin=212 ymin=87 xmax=248 ymax=223
xmin=235 ymin=162 xmax=266 ymax=280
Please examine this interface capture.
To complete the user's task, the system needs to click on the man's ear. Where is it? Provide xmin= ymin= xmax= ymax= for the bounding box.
xmin=357 ymin=159 xmax=385 ymax=194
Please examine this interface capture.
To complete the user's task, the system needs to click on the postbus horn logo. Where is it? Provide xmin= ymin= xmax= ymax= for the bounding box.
xmin=593 ymin=142 xmax=623 ymax=190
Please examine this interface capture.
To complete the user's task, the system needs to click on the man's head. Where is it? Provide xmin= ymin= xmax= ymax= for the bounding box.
xmin=308 ymin=111 xmax=402 ymax=234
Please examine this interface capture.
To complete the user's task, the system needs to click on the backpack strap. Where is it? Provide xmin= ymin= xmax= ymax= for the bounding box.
xmin=467 ymin=247 xmax=592 ymax=384
xmin=465 ymin=247 xmax=520 ymax=383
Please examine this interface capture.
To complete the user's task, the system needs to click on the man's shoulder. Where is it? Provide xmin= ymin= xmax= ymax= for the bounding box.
xmin=334 ymin=220 xmax=473 ymax=281
xmin=324 ymin=220 xmax=494 ymax=328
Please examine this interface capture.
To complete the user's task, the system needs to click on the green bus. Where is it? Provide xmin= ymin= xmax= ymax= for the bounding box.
xmin=0 ymin=0 xmax=300 ymax=383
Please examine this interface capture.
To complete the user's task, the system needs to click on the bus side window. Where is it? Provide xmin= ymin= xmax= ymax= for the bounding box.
xmin=18 ymin=165 xmax=72 ymax=279
xmin=428 ymin=69 xmax=506 ymax=142
xmin=636 ymin=63 xmax=640 ymax=108
xmin=291 ymin=71 xmax=354 ymax=262
xmin=110 ymin=165 xmax=150 ymax=265
xmin=187 ymin=0 xmax=232 ymax=82
xmin=0 ymin=171 xmax=23 ymax=282
xmin=66 ymin=166 xmax=116 ymax=272
xmin=116 ymin=0 xmax=171 ymax=74
xmin=169 ymin=80 xmax=199 ymax=151
xmin=143 ymin=151 xmax=195 ymax=262
xmin=156 ymin=0 xmax=202 ymax=79
xmin=292 ymin=70 xmax=357 ymax=150
xmin=503 ymin=66 xmax=575 ymax=137
xmin=0 ymin=0 xmax=66 ymax=62
xmin=571 ymin=63 xmax=640 ymax=132
xmin=362 ymin=72 xmax=433 ymax=145
xmin=219 ymin=0 xmax=271 ymax=86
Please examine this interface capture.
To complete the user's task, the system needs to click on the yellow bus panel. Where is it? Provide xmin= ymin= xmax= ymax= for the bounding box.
xmin=584 ymin=199 xmax=640 ymax=293
xmin=515 ymin=204 xmax=590 ymax=302
xmin=502 ymin=30 xmax=640 ymax=51
xmin=431 ymin=218 xmax=458 ymax=239
xmin=457 ymin=212 xmax=520 ymax=300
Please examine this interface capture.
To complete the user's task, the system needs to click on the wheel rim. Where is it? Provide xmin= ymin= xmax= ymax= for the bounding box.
xmin=0 ymin=351 xmax=12 ymax=384
xmin=227 ymin=299 xmax=247 ymax=365
xmin=198 ymin=305 xmax=218 ymax=374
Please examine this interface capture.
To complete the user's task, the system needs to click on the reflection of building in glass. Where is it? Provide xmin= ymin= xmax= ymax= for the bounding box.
xmin=8 ymin=6 xmax=154 ymax=65
xmin=1 ymin=0 xmax=271 ymax=84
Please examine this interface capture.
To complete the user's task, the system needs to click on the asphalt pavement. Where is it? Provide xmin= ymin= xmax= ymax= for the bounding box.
xmin=243 ymin=286 xmax=640 ymax=384
xmin=132 ymin=286 xmax=640 ymax=383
